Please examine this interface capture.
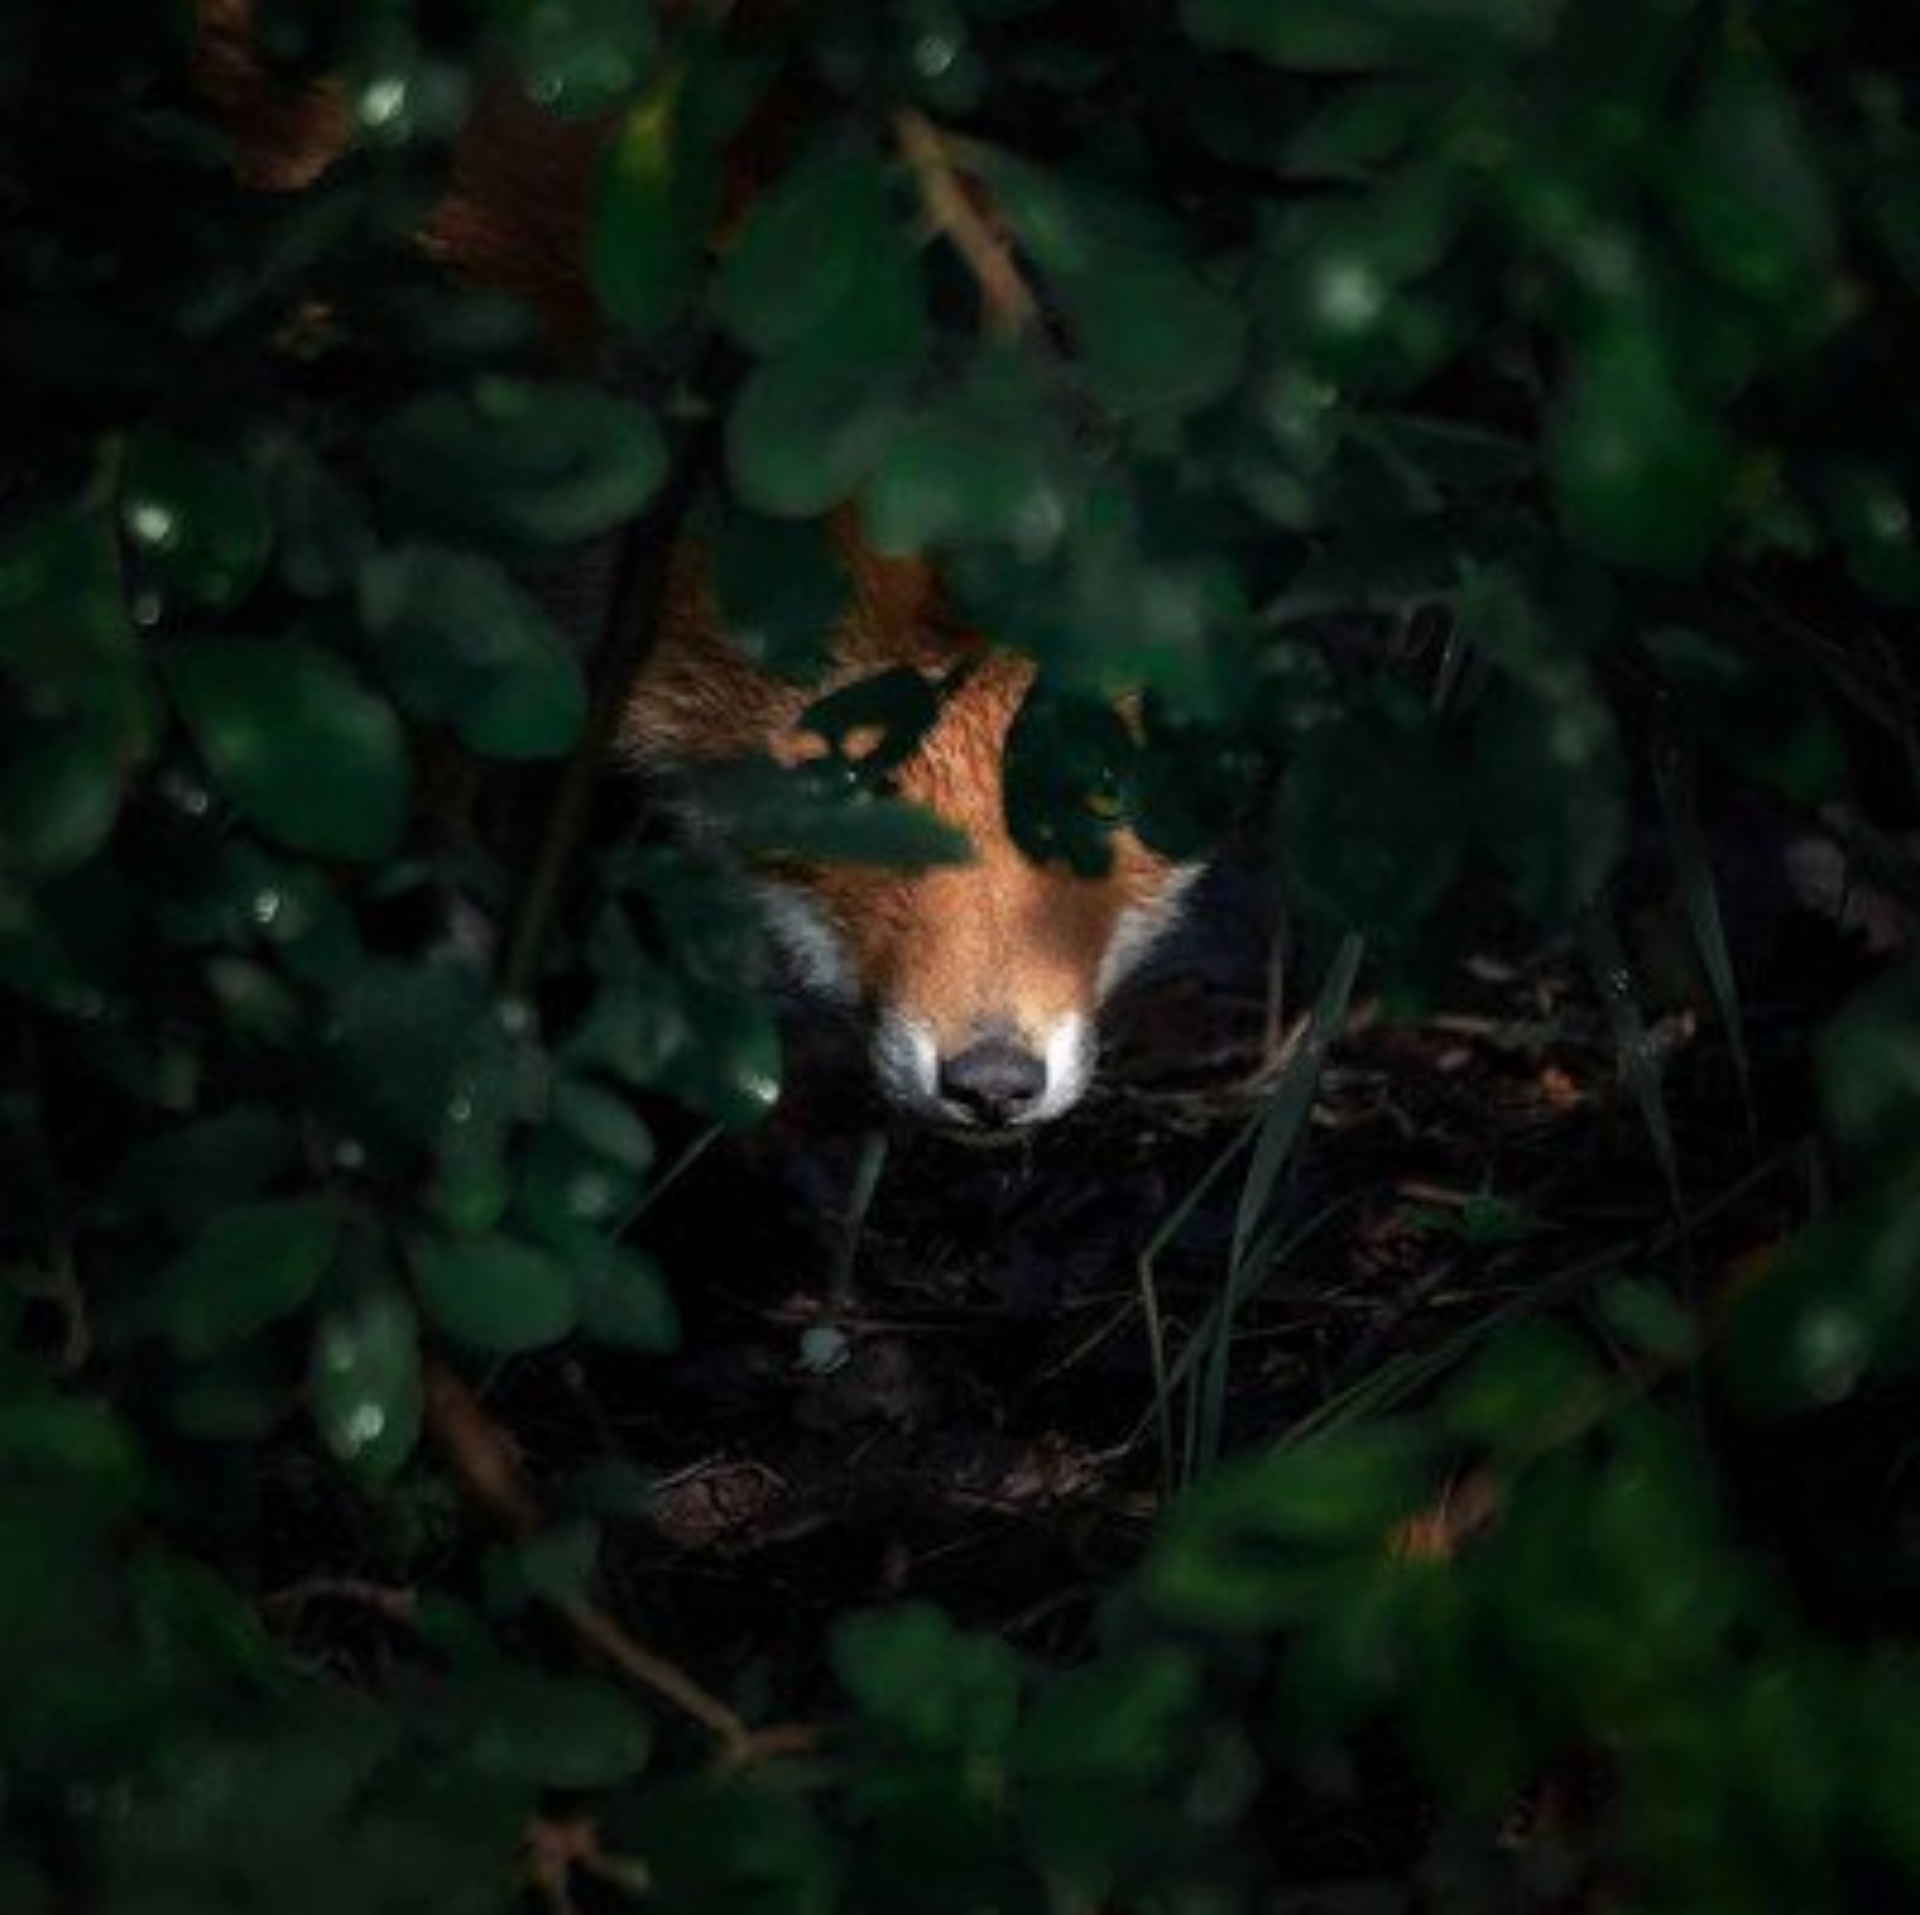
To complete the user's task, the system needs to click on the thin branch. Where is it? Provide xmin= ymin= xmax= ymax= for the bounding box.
xmin=498 ymin=358 xmax=727 ymax=1002
xmin=423 ymin=1362 xmax=815 ymax=1769
xmin=894 ymin=108 xmax=1040 ymax=340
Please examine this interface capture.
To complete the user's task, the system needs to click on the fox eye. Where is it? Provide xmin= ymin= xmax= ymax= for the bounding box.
xmin=1084 ymin=771 xmax=1126 ymax=822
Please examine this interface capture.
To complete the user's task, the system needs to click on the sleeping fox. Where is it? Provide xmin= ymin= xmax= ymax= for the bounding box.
xmin=195 ymin=4 xmax=1197 ymax=1132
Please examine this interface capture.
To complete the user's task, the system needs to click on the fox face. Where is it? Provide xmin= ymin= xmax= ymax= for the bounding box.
xmin=625 ymin=540 xmax=1197 ymax=1133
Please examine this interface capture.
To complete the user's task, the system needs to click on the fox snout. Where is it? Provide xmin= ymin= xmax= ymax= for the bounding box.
xmin=757 ymin=833 xmax=1193 ymax=1133
xmin=872 ymin=1008 xmax=1096 ymax=1134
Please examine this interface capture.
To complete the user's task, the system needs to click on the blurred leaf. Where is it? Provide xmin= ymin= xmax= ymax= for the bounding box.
xmin=1548 ymin=327 xmax=1735 ymax=573
xmin=0 ymin=718 xmax=127 ymax=874
xmin=1674 ymin=51 xmax=1835 ymax=327
xmin=1147 ymin=1427 xmax=1427 ymax=1631
xmin=862 ymin=350 xmax=1068 ymax=554
xmin=328 ymin=957 xmax=492 ymax=1152
xmin=1469 ymin=666 xmax=1625 ymax=923
xmin=1251 ymin=183 xmax=1464 ymax=391
xmin=1280 ymin=696 xmax=1467 ymax=937
xmin=1442 ymin=1325 xmax=1601 ymax=1455
xmin=725 ymin=345 xmax=912 ymax=518
xmin=164 ymin=637 xmax=411 ymax=860
xmin=1015 ymin=1648 xmax=1199 ymax=1782
xmin=412 ymin=1234 xmax=578 ymax=1353
xmin=552 ymin=1076 xmax=656 ymax=1172
xmin=834 ymin=1602 xmax=1021 ymax=1754
xmin=715 ymin=146 xmax=927 ymax=369
xmin=708 ymin=507 xmax=849 ymax=679
xmin=160 ymin=1198 xmax=341 ymax=1359
xmin=310 ymin=1259 xmax=423 ymax=1484
xmin=1819 ymin=963 xmax=1920 ymax=1180
xmin=574 ymin=1244 xmax=679 ymax=1351
xmin=590 ymin=66 xmax=718 ymax=336
xmin=1722 ymin=1195 xmax=1920 ymax=1412
xmin=121 ymin=433 xmax=271 ymax=611
xmin=370 ymin=381 xmax=667 ymax=549
xmin=686 ymin=757 xmax=971 ymax=868
xmin=514 ymin=0 xmax=659 ymax=118
xmin=358 ymin=546 xmax=586 ymax=760
xmin=1821 ymin=463 xmax=1920 ymax=610
xmin=990 ymin=159 xmax=1244 ymax=417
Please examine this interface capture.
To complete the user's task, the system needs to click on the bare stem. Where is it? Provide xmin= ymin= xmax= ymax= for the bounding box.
xmin=894 ymin=108 xmax=1040 ymax=340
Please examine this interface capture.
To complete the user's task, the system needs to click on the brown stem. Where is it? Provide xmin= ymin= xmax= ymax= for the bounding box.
xmin=894 ymin=108 xmax=1040 ymax=340
xmin=423 ymin=1362 xmax=812 ymax=1768
xmin=498 ymin=357 xmax=727 ymax=1001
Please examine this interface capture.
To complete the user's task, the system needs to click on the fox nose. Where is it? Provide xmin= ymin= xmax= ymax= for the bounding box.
xmin=938 ymin=1038 xmax=1047 ymax=1128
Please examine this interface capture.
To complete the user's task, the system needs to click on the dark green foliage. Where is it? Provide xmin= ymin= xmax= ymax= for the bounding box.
xmin=4 ymin=1 xmax=1920 ymax=1910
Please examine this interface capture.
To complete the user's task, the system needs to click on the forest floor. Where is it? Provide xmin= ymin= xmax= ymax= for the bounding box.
xmin=482 ymin=823 xmax=1873 ymax=1697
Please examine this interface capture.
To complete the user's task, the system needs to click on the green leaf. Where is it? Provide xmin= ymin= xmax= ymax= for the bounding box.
xmin=512 ymin=0 xmax=659 ymax=118
xmin=707 ymin=507 xmax=849 ymax=679
xmin=371 ymin=381 xmax=667 ymax=549
xmin=834 ymin=1602 xmax=1022 ymax=1754
xmin=552 ymin=1076 xmax=656 ymax=1173
xmin=1250 ymin=186 xmax=1464 ymax=391
xmin=725 ymin=345 xmax=911 ymax=518
xmin=0 ymin=719 xmax=126 ymax=874
xmin=574 ymin=1244 xmax=679 ymax=1351
xmin=714 ymin=147 xmax=927 ymax=369
xmin=1016 ymin=1649 xmax=1200 ymax=1782
xmin=160 ymin=1198 xmax=342 ymax=1359
xmin=358 ymin=546 xmax=586 ymax=760
xmin=310 ymin=1274 xmax=423 ymax=1484
xmin=590 ymin=71 xmax=719 ymax=336
xmin=1674 ymin=52 xmax=1835 ymax=325
xmin=685 ymin=758 xmax=971 ymax=867
xmin=164 ymin=636 xmax=411 ymax=860
xmin=1279 ymin=698 xmax=1466 ymax=937
xmin=121 ymin=432 xmax=272 ymax=610
xmin=1147 ymin=1426 xmax=1427 ymax=1631
xmin=989 ymin=160 xmax=1243 ymax=417
xmin=1548 ymin=328 xmax=1735 ymax=573
xmin=412 ymin=1234 xmax=578 ymax=1353
xmin=861 ymin=351 xmax=1069 ymax=554
xmin=328 ymin=957 xmax=493 ymax=1152
xmin=1469 ymin=668 xmax=1625 ymax=924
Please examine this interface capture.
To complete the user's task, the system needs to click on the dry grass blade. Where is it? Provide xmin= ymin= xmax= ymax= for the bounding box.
xmin=1580 ymin=903 xmax=1684 ymax=1217
xmin=1190 ymin=933 xmax=1366 ymax=1476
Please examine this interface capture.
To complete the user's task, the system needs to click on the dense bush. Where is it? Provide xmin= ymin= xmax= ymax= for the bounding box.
xmin=4 ymin=1 xmax=1920 ymax=1908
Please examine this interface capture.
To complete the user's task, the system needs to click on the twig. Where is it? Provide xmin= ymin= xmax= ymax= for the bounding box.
xmin=259 ymin=1576 xmax=421 ymax=1628
xmin=423 ymin=1362 xmax=816 ymax=1769
xmin=498 ymin=359 xmax=727 ymax=1001
xmin=894 ymin=108 xmax=1040 ymax=340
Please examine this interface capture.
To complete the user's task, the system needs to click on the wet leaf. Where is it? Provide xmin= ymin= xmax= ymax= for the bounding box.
xmin=122 ymin=433 xmax=271 ymax=610
xmin=412 ymin=1234 xmax=578 ymax=1353
xmin=358 ymin=546 xmax=586 ymax=760
xmin=160 ymin=1198 xmax=341 ymax=1359
xmin=165 ymin=636 xmax=410 ymax=860
xmin=310 ymin=1277 xmax=423 ymax=1484
xmin=590 ymin=67 xmax=717 ymax=335
xmin=1548 ymin=328 xmax=1735 ymax=573
xmin=371 ymin=381 xmax=667 ymax=549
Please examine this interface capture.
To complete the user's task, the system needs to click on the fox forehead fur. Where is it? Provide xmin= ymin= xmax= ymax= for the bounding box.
xmin=623 ymin=530 xmax=1197 ymax=1127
